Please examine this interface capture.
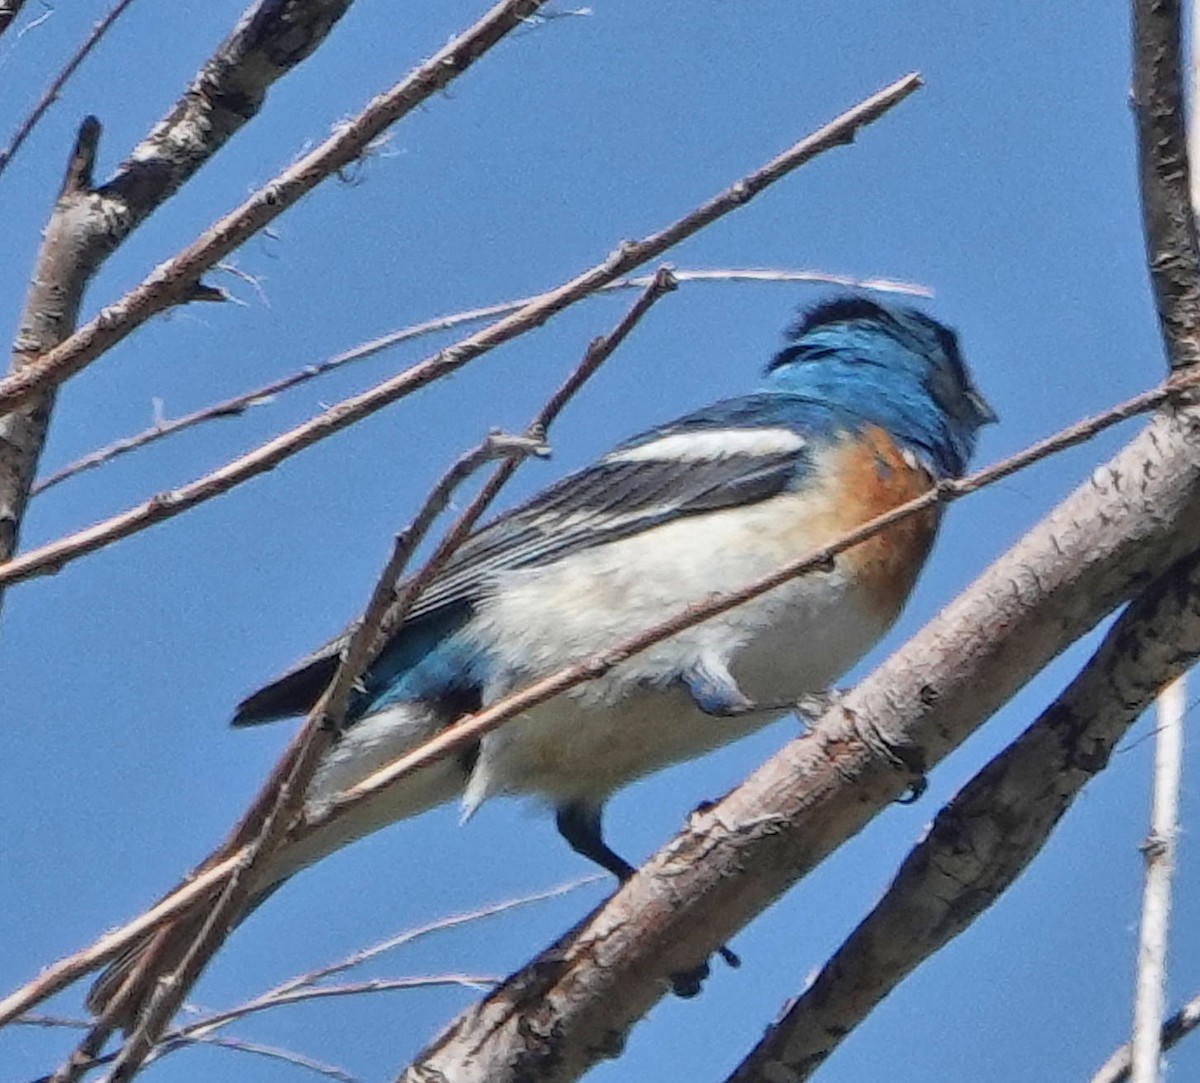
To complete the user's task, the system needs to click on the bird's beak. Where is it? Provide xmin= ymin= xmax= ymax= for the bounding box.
xmin=969 ymin=388 xmax=999 ymax=425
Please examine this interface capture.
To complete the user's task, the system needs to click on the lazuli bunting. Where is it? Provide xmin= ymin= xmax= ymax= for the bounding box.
xmin=89 ymin=295 xmax=994 ymax=1017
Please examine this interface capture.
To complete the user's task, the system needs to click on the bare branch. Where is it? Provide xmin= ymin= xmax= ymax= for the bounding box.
xmin=1094 ymin=988 xmax=1200 ymax=1083
xmin=180 ymin=877 xmax=599 ymax=1042
xmin=0 ymin=116 xmax=100 ymax=593
xmin=30 ymin=267 xmax=924 ymax=497
xmin=68 ymin=271 xmax=674 ymax=1079
xmin=1130 ymin=676 xmax=1185 ymax=1082
xmin=723 ymin=554 xmax=1200 ymax=1082
xmin=394 ymin=393 xmax=1200 ymax=1080
xmin=0 ymin=272 xmax=675 ymax=1029
xmin=17 ymin=1017 xmax=361 ymax=1083
xmin=0 ymin=0 xmax=139 ymax=179
xmin=91 ymin=434 xmax=541 ymax=1080
xmin=0 ymin=76 xmax=922 ymax=588
xmin=0 ymin=0 xmax=559 ymax=417
xmin=1134 ymin=0 xmax=1200 ymax=368
xmin=0 ymin=367 xmax=1193 ymax=1030
xmin=0 ymin=0 xmax=358 ymax=583
xmin=0 ymin=860 xmax=239 ymax=1030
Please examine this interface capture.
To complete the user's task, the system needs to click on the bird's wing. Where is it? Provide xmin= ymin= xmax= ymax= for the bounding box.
xmin=234 ymin=397 xmax=823 ymax=725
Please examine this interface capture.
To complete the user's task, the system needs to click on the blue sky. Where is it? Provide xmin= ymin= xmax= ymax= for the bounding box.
xmin=3 ymin=2 xmax=1196 ymax=1081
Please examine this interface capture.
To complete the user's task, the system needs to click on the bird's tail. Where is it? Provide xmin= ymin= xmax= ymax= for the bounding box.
xmin=86 ymin=718 xmax=468 ymax=1031
xmin=84 ymin=848 xmax=286 ymax=1031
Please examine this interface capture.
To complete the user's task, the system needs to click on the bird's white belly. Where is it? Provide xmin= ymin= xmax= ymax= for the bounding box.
xmin=462 ymin=546 xmax=890 ymax=810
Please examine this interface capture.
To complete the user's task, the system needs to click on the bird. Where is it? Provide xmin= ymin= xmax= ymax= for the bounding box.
xmin=88 ymin=294 xmax=995 ymax=1023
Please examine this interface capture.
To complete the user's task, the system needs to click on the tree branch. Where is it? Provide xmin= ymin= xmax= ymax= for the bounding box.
xmin=723 ymin=550 xmax=1200 ymax=1082
xmin=49 ymin=271 xmax=674 ymax=1082
xmin=0 ymin=369 xmax=1191 ymax=1031
xmin=30 ymin=267 xmax=925 ymax=497
xmin=1094 ymin=988 xmax=1200 ymax=1082
xmin=395 ymin=399 xmax=1200 ymax=1081
xmin=0 ymin=0 xmax=558 ymax=418
xmin=0 ymin=76 xmax=923 ymax=589
xmin=0 ymin=0 xmax=357 ymax=591
xmin=87 ymin=433 xmax=542 ymax=1081
xmin=1130 ymin=676 xmax=1185 ymax=1082
xmin=0 ymin=117 xmax=99 ymax=576
xmin=1134 ymin=0 xmax=1200 ymax=368
xmin=0 ymin=0 xmax=139 ymax=179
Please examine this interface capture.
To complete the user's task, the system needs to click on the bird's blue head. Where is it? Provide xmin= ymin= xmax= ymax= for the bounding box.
xmin=763 ymin=297 xmax=997 ymax=477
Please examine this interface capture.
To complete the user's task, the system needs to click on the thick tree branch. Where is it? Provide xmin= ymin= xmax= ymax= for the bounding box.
xmin=724 ymin=549 xmax=1200 ymax=1082
xmin=0 ymin=76 xmax=923 ymax=590
xmin=1135 ymin=0 xmax=1200 ymax=367
xmin=0 ymin=118 xmax=98 ymax=573
xmin=395 ymin=401 xmax=1200 ymax=1082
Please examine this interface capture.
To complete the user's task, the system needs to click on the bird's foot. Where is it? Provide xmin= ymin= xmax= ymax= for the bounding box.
xmin=668 ymin=944 xmax=740 ymax=998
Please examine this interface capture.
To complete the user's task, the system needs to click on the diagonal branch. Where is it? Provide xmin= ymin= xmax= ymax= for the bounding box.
xmin=0 ymin=370 xmax=1193 ymax=1030
xmin=0 ymin=0 xmax=140 ymax=179
xmin=1094 ymin=988 xmax=1200 ymax=1082
xmin=394 ymin=395 xmax=1200 ymax=1080
xmin=87 ymin=433 xmax=542 ymax=1081
xmin=723 ymin=547 xmax=1200 ymax=1082
xmin=62 ymin=270 xmax=676 ymax=1081
xmin=0 ymin=75 xmax=923 ymax=589
xmin=0 ymin=0 xmax=560 ymax=417
xmin=29 ymin=268 xmax=926 ymax=497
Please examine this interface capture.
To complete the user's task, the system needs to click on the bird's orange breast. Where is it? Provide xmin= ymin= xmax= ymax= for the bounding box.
xmin=822 ymin=426 xmax=941 ymax=621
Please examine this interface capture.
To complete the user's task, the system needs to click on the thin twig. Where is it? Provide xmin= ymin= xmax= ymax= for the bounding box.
xmin=19 ymin=1015 xmax=361 ymax=1083
xmin=30 ymin=267 xmax=923 ymax=496
xmin=93 ymin=435 xmax=541 ymax=1081
xmin=0 ymin=0 xmax=139 ymax=178
xmin=177 ymin=877 xmax=599 ymax=1046
xmin=21 ymin=879 xmax=595 ymax=1078
xmin=0 ymin=0 xmax=554 ymax=415
xmin=1094 ymin=988 xmax=1200 ymax=1083
xmin=0 ymin=364 xmax=1190 ymax=1029
xmin=164 ymin=1035 xmax=359 ymax=1083
xmin=0 ymin=75 xmax=922 ymax=588
xmin=1130 ymin=676 xmax=1186 ymax=1082
xmin=169 ymin=975 xmax=500 ymax=1034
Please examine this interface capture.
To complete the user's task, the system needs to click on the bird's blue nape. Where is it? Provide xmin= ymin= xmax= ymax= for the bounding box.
xmin=761 ymin=297 xmax=995 ymax=477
